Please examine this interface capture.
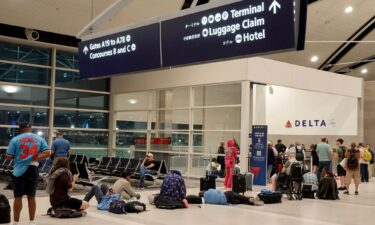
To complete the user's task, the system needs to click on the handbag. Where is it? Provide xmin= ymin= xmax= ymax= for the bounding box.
xmin=339 ymin=158 xmax=347 ymax=170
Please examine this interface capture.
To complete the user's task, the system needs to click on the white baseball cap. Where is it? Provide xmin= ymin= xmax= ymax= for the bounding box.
xmin=147 ymin=153 xmax=154 ymax=157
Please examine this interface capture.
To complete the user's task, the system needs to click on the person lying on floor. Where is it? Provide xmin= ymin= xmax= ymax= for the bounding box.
xmin=149 ymin=170 xmax=189 ymax=209
xmin=84 ymin=171 xmax=141 ymax=204
xmin=47 ymin=158 xmax=89 ymax=211
xmin=192 ymin=189 xmax=263 ymax=206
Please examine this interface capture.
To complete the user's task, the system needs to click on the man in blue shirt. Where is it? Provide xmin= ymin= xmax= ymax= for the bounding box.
xmin=51 ymin=132 xmax=71 ymax=164
xmin=6 ymin=122 xmax=50 ymax=225
xmin=316 ymin=137 xmax=332 ymax=181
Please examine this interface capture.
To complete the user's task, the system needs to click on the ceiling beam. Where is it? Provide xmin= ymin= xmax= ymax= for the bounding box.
xmin=335 ymin=55 xmax=375 ymax=74
xmin=318 ymin=16 xmax=375 ymax=71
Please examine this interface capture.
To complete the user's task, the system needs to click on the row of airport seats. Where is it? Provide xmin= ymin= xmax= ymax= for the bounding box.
xmin=87 ymin=156 xmax=169 ymax=186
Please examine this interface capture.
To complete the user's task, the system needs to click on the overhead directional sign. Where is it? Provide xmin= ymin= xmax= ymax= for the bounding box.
xmin=78 ymin=23 xmax=161 ymax=78
xmin=79 ymin=0 xmax=306 ymax=78
xmin=161 ymin=0 xmax=296 ymax=67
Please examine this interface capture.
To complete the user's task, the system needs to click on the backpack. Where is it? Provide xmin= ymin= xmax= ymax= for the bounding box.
xmin=289 ymin=162 xmax=303 ymax=180
xmin=97 ymin=194 xmax=120 ymax=210
xmin=295 ymin=147 xmax=304 ymax=162
xmin=0 ymin=194 xmax=11 ymax=224
xmin=156 ymin=172 xmax=186 ymax=202
xmin=186 ymin=195 xmax=203 ymax=204
xmin=125 ymin=201 xmax=146 ymax=213
xmin=258 ymin=190 xmax=282 ymax=204
xmin=364 ymin=149 xmax=372 ymax=162
xmin=109 ymin=200 xmax=127 ymax=214
xmin=154 ymin=198 xmax=185 ymax=210
xmin=347 ymin=151 xmax=358 ymax=170
xmin=47 ymin=207 xmax=84 ymax=218
xmin=317 ymin=175 xmax=339 ymax=200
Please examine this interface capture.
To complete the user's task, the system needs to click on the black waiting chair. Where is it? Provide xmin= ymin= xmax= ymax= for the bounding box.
xmin=101 ymin=157 xmax=121 ymax=175
xmin=92 ymin=157 xmax=111 ymax=173
xmin=112 ymin=158 xmax=130 ymax=177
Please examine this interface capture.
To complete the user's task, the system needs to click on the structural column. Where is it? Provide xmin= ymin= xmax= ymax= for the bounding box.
xmin=240 ymin=81 xmax=250 ymax=173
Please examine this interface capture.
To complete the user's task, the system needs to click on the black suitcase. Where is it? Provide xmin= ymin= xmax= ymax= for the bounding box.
xmin=0 ymin=194 xmax=11 ymax=224
xmin=200 ymin=177 xmax=216 ymax=191
xmin=232 ymin=174 xmax=246 ymax=194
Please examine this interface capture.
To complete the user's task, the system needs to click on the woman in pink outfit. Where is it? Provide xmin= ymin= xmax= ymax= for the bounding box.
xmin=224 ymin=138 xmax=238 ymax=189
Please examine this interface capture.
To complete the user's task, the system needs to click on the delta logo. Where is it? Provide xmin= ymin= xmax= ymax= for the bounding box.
xmin=285 ymin=119 xmax=328 ymax=128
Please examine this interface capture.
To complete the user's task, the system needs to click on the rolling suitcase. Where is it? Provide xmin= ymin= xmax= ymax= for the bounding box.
xmin=232 ymin=174 xmax=246 ymax=194
xmin=245 ymin=172 xmax=253 ymax=191
xmin=200 ymin=157 xmax=216 ymax=191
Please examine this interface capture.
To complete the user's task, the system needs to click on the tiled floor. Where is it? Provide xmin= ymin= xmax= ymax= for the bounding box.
xmin=7 ymin=179 xmax=375 ymax=225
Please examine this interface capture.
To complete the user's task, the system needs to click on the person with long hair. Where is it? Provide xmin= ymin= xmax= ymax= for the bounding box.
xmin=224 ymin=138 xmax=238 ymax=189
xmin=46 ymin=158 xmax=89 ymax=211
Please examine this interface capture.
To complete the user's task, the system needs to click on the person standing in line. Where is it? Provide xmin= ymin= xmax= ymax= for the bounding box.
xmin=310 ymin=144 xmax=319 ymax=174
xmin=316 ymin=137 xmax=332 ymax=181
xmin=367 ymin=144 xmax=375 ymax=178
xmin=6 ymin=122 xmax=51 ymax=225
xmin=267 ymin=142 xmax=276 ymax=182
xmin=51 ymin=132 xmax=71 ymax=164
xmin=358 ymin=143 xmax=370 ymax=183
xmin=275 ymin=139 xmax=287 ymax=173
xmin=224 ymin=138 xmax=238 ymax=189
xmin=217 ymin=142 xmax=226 ymax=177
xmin=336 ymin=139 xmax=347 ymax=190
xmin=344 ymin=143 xmax=361 ymax=195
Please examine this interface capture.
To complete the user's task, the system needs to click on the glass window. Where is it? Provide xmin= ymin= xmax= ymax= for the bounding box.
xmin=0 ymin=64 xmax=50 ymax=85
xmin=115 ymin=92 xmax=149 ymax=111
xmin=56 ymin=51 xmax=79 ymax=69
xmin=55 ymin=90 xmax=109 ymax=110
xmin=72 ymin=150 xmax=108 ymax=158
xmin=153 ymin=88 xmax=190 ymax=109
xmin=56 ymin=130 xmax=108 ymax=148
xmin=54 ymin=110 xmax=108 ymax=129
xmin=0 ymin=128 xmax=48 ymax=146
xmin=0 ymin=42 xmax=51 ymax=66
xmin=0 ymin=106 xmax=48 ymax=126
xmin=194 ymin=83 xmax=241 ymax=106
xmin=55 ymin=70 xmax=109 ymax=91
xmin=0 ymin=85 xmax=49 ymax=106
xmin=116 ymin=111 xmax=148 ymax=130
xmin=193 ymin=107 xmax=241 ymax=130
xmin=169 ymin=153 xmax=188 ymax=174
xmin=116 ymin=131 xmax=147 ymax=150
xmin=151 ymin=110 xmax=189 ymax=130
xmin=150 ymin=132 xmax=188 ymax=152
xmin=193 ymin=131 xmax=240 ymax=153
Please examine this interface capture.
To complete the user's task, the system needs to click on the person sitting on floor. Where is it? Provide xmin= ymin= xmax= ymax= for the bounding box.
xmin=302 ymin=168 xmax=319 ymax=198
xmin=47 ymin=158 xmax=89 ymax=211
xmin=149 ymin=170 xmax=189 ymax=209
xmin=271 ymin=149 xmax=298 ymax=191
xmin=84 ymin=171 xmax=141 ymax=204
xmin=139 ymin=153 xmax=156 ymax=188
xmin=196 ymin=189 xmax=264 ymax=206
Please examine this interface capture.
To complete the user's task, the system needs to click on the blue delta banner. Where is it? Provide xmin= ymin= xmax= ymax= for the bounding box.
xmin=250 ymin=125 xmax=268 ymax=186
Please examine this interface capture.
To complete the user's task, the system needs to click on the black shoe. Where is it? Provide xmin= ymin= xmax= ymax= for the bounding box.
xmin=355 ymin=191 xmax=359 ymax=195
xmin=338 ymin=187 xmax=347 ymax=191
xmin=343 ymin=191 xmax=349 ymax=195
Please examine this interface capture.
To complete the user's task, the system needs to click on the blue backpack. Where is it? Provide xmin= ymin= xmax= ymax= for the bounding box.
xmin=155 ymin=171 xmax=186 ymax=201
xmin=98 ymin=194 xmax=120 ymax=210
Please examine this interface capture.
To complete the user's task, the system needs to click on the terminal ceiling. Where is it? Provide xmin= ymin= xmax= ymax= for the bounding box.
xmin=0 ymin=0 xmax=373 ymax=80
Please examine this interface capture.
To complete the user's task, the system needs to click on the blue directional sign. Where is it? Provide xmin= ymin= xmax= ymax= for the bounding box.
xmin=161 ymin=0 xmax=296 ymax=67
xmin=78 ymin=23 xmax=161 ymax=78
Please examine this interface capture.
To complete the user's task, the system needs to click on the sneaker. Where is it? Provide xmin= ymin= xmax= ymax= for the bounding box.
xmin=10 ymin=222 xmax=19 ymax=225
xmin=29 ymin=221 xmax=37 ymax=225
xmin=253 ymin=201 xmax=264 ymax=206
xmin=355 ymin=191 xmax=359 ymax=195
xmin=343 ymin=191 xmax=349 ymax=195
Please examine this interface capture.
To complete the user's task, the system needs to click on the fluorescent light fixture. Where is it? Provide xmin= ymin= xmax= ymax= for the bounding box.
xmin=128 ymin=99 xmax=138 ymax=104
xmin=345 ymin=6 xmax=353 ymax=14
xmin=310 ymin=56 xmax=319 ymax=63
xmin=37 ymin=131 xmax=43 ymax=136
xmin=2 ymin=85 xmax=19 ymax=94
xmin=361 ymin=68 xmax=368 ymax=74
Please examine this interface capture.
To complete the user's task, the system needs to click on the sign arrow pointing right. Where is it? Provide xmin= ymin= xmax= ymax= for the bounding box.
xmin=269 ymin=0 xmax=281 ymax=14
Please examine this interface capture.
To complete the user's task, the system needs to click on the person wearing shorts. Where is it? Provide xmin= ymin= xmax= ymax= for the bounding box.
xmin=6 ymin=122 xmax=51 ymax=225
xmin=47 ymin=158 xmax=89 ymax=211
xmin=336 ymin=139 xmax=347 ymax=190
xmin=344 ymin=143 xmax=361 ymax=195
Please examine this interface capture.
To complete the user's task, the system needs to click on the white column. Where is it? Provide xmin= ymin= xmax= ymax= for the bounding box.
xmin=48 ymin=48 xmax=57 ymax=146
xmin=240 ymin=81 xmax=250 ymax=173
xmin=108 ymin=92 xmax=116 ymax=157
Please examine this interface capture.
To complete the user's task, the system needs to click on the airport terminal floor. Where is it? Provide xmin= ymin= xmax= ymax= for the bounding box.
xmin=5 ymin=180 xmax=375 ymax=225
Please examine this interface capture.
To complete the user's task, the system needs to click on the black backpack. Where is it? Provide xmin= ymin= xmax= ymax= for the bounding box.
xmin=154 ymin=198 xmax=185 ymax=210
xmin=186 ymin=195 xmax=203 ymax=204
xmin=125 ymin=201 xmax=146 ymax=213
xmin=0 ymin=194 xmax=11 ymax=224
xmin=47 ymin=207 xmax=84 ymax=218
xmin=109 ymin=200 xmax=127 ymax=214
xmin=295 ymin=147 xmax=304 ymax=161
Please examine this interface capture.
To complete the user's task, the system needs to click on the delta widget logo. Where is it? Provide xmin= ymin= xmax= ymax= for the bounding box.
xmin=285 ymin=119 xmax=337 ymax=128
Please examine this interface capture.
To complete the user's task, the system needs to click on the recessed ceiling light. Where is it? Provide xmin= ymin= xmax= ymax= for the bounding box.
xmin=128 ymin=99 xmax=138 ymax=104
xmin=2 ymin=85 xmax=19 ymax=94
xmin=37 ymin=131 xmax=43 ymax=136
xmin=345 ymin=6 xmax=353 ymax=14
xmin=361 ymin=68 xmax=368 ymax=74
xmin=310 ymin=56 xmax=319 ymax=63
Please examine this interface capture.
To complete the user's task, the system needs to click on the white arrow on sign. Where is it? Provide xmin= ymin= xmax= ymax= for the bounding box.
xmin=269 ymin=0 xmax=281 ymax=14
xmin=83 ymin=46 xmax=89 ymax=55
